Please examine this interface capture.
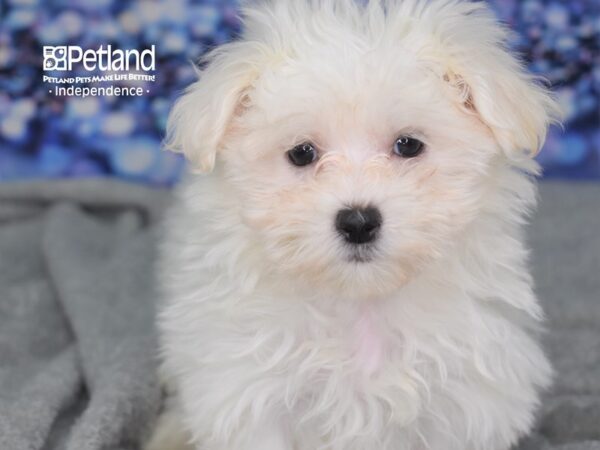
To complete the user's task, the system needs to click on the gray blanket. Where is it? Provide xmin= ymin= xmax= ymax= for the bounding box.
xmin=0 ymin=179 xmax=598 ymax=450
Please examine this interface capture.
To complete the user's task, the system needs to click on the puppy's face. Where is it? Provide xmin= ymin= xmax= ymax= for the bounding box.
xmin=167 ymin=1 xmax=559 ymax=298
xmin=221 ymin=55 xmax=493 ymax=296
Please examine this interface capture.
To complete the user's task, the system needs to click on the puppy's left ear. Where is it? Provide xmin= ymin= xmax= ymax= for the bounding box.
xmin=441 ymin=5 xmax=562 ymax=158
xmin=164 ymin=45 xmax=257 ymax=173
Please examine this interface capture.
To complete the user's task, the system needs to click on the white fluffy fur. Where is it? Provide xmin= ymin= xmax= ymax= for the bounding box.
xmin=148 ymin=1 xmax=561 ymax=449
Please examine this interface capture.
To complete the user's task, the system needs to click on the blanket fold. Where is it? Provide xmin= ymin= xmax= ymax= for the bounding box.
xmin=0 ymin=180 xmax=168 ymax=450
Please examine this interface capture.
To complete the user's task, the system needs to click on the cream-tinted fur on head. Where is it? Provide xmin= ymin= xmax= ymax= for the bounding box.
xmin=148 ymin=1 xmax=561 ymax=449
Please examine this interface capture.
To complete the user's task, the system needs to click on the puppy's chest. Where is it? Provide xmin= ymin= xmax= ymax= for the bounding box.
xmin=351 ymin=308 xmax=388 ymax=376
xmin=281 ymin=306 xmax=430 ymax=425
xmin=297 ymin=305 xmax=397 ymax=379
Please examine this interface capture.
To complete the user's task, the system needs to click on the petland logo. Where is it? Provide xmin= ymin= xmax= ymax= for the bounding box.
xmin=43 ymin=45 xmax=156 ymax=98
xmin=43 ymin=45 xmax=156 ymax=71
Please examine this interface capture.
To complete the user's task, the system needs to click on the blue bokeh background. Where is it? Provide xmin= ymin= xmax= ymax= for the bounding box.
xmin=0 ymin=0 xmax=598 ymax=185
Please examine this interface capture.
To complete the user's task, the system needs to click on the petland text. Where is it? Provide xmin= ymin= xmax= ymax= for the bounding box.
xmin=43 ymin=45 xmax=155 ymax=72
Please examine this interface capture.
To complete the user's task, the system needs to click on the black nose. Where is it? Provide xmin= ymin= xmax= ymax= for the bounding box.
xmin=335 ymin=206 xmax=382 ymax=245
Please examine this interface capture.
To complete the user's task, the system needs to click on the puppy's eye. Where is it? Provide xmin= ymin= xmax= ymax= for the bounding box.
xmin=393 ymin=136 xmax=425 ymax=158
xmin=287 ymin=142 xmax=318 ymax=167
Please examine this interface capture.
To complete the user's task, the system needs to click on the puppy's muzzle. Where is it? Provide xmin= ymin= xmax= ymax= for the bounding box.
xmin=335 ymin=205 xmax=382 ymax=245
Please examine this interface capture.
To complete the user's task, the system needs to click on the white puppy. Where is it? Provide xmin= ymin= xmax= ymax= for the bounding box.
xmin=148 ymin=1 xmax=561 ymax=449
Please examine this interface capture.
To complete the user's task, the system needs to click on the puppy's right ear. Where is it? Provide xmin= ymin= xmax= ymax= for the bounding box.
xmin=164 ymin=45 xmax=257 ymax=173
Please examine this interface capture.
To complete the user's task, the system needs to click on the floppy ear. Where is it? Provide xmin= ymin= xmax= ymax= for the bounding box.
xmin=439 ymin=6 xmax=562 ymax=158
xmin=446 ymin=62 xmax=561 ymax=158
xmin=164 ymin=45 xmax=257 ymax=173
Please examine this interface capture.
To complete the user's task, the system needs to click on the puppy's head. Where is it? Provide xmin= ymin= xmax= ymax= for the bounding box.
xmin=166 ymin=0 xmax=560 ymax=298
